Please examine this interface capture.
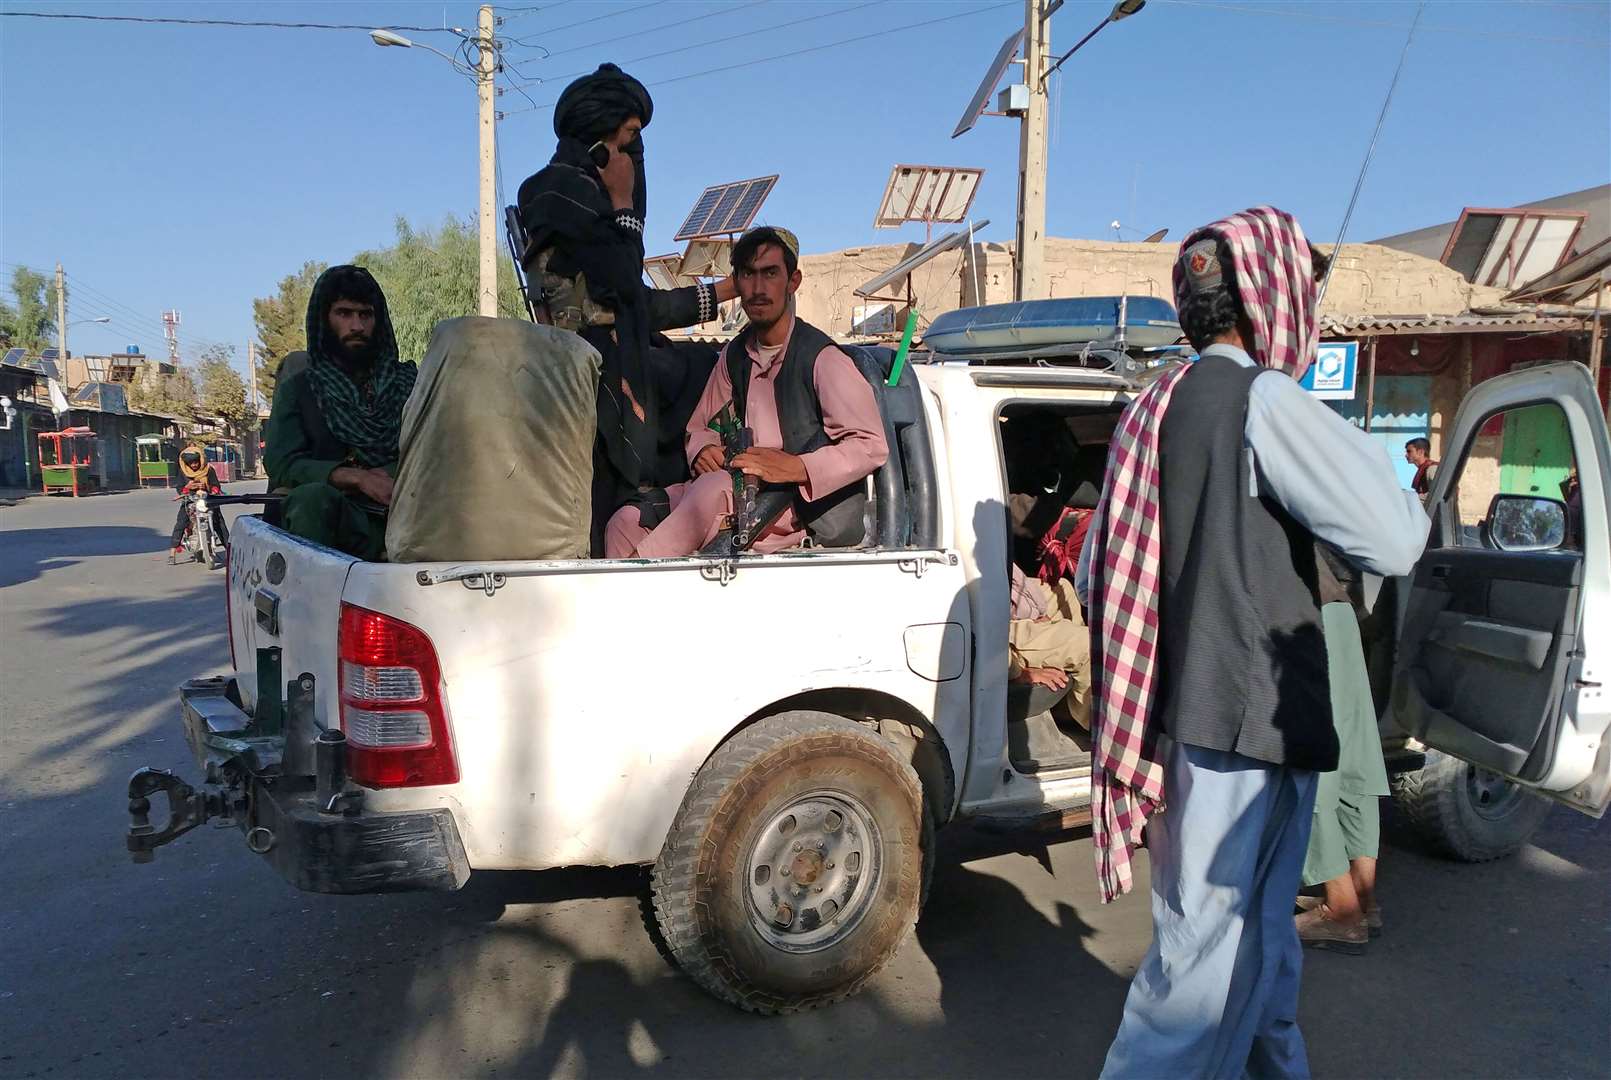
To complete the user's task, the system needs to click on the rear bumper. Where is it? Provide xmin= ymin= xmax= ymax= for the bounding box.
xmin=248 ymin=779 xmax=470 ymax=894
xmin=123 ymin=677 xmax=469 ymax=894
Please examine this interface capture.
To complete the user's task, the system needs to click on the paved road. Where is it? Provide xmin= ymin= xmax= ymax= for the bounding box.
xmin=2 ymin=490 xmax=1607 ymax=1080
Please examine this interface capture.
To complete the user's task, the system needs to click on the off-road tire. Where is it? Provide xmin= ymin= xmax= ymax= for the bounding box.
xmin=649 ymin=711 xmax=930 ymax=1015
xmin=1391 ymin=748 xmax=1552 ymax=862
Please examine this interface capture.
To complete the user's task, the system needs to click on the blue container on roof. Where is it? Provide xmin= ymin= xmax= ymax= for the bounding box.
xmin=923 ymin=296 xmax=1182 ymax=354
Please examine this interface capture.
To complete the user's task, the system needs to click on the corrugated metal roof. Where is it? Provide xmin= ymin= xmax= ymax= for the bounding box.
xmin=1321 ymin=311 xmax=1590 ymax=336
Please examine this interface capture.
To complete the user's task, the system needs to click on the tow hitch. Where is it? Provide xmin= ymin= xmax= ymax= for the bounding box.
xmin=126 ymin=767 xmax=231 ymax=862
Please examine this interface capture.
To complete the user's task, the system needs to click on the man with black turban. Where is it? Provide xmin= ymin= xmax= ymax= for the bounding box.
xmin=263 ymin=265 xmax=415 ymax=560
xmin=517 ymin=63 xmax=735 ymax=553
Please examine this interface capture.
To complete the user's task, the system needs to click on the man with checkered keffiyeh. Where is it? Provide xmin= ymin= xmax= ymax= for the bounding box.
xmin=1085 ymin=208 xmax=1428 ymax=1078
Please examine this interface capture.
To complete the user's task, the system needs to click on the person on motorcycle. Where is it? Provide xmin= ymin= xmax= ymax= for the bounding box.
xmin=170 ymin=445 xmax=229 ymax=557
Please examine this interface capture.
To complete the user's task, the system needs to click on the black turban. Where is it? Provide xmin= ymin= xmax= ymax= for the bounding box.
xmin=552 ymin=63 xmax=653 ymax=142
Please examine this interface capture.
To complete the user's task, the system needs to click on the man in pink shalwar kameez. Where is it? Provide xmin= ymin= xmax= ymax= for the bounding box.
xmin=605 ymin=226 xmax=887 ymax=558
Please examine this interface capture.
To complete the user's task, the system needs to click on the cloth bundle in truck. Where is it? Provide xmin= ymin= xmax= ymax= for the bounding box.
xmin=386 ymin=316 xmax=600 ymax=562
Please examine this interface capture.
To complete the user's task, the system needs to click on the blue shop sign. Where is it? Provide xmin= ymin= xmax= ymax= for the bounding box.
xmin=1300 ymin=342 xmax=1357 ymax=400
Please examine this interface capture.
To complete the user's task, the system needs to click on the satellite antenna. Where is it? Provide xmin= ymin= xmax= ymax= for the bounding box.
xmin=874 ymin=165 xmax=984 ymax=241
xmin=952 ymin=29 xmax=1024 ymax=139
xmin=1110 ymin=220 xmax=1170 ymax=243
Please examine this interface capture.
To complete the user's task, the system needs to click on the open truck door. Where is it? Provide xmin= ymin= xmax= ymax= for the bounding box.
xmin=1391 ymin=361 xmax=1611 ymax=822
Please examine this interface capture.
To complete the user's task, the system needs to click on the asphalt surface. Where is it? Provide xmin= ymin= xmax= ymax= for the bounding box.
xmin=2 ymin=489 xmax=1608 ymax=1080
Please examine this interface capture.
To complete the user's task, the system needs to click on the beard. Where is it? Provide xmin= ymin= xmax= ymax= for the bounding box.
xmin=332 ymin=333 xmax=377 ymax=367
xmin=742 ymin=295 xmax=789 ymax=334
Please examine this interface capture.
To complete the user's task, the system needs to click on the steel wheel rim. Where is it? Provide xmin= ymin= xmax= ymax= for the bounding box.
xmin=743 ymin=789 xmax=882 ymax=953
xmin=1465 ymin=764 xmax=1526 ymax=821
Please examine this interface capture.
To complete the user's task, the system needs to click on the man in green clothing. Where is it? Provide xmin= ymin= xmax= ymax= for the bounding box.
xmin=264 ymin=265 xmax=416 ymax=560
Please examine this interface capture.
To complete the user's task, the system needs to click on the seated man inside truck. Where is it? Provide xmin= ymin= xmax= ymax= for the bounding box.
xmin=604 ymin=226 xmax=888 ymax=558
xmin=264 ymin=265 xmax=415 ymax=561
xmin=1009 ymin=562 xmax=1093 ymax=729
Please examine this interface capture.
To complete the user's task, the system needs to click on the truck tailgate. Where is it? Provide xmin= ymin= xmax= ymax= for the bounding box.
xmin=227 ymin=515 xmax=356 ymax=741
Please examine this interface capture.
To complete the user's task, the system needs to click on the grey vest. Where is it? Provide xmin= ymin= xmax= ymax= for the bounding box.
xmin=726 ymin=318 xmax=867 ymax=547
xmin=1155 ymin=354 xmax=1339 ymax=772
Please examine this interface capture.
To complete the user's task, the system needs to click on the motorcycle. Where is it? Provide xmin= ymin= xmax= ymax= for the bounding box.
xmin=172 ymin=489 xmax=224 ymax=569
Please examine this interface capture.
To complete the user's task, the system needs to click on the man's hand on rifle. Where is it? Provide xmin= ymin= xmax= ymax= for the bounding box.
xmin=692 ymin=445 xmax=726 ymax=477
xmin=732 ymin=447 xmax=807 ymax=485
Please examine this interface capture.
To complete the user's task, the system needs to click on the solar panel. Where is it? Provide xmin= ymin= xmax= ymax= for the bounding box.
xmin=874 ymin=166 xmax=984 ymax=230
xmin=39 ymin=347 xmax=59 ymax=360
xmin=673 ymin=175 xmax=779 ymax=241
xmin=1442 ymin=208 xmax=1585 ymax=289
xmin=644 ymin=254 xmax=700 ymax=291
xmin=855 ymin=219 xmax=990 ymax=299
xmin=680 ymin=237 xmax=733 ymax=280
xmin=953 ymin=29 xmax=1023 ymax=139
xmin=0 ymin=348 xmax=24 ymax=367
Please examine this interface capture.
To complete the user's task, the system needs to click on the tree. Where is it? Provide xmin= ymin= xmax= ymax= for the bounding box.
xmin=197 ymin=343 xmax=253 ymax=439
xmin=128 ymin=364 xmax=198 ymax=420
xmin=253 ymin=215 xmax=528 ymax=382
xmin=252 ymin=260 xmax=325 ymax=403
xmin=354 ymin=215 xmax=527 ymax=362
xmin=0 ymin=267 xmax=63 ymax=353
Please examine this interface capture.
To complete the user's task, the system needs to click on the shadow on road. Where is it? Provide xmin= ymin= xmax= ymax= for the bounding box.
xmin=0 ymin=524 xmax=172 ymax=588
xmin=319 ymin=824 xmax=1130 ymax=1080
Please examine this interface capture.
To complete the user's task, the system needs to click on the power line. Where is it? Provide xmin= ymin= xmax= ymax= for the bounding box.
xmin=509 ymin=0 xmax=770 ymax=65
xmin=501 ymin=1 xmax=1013 ymax=117
xmin=508 ymin=0 xmax=883 ymax=84
xmin=0 ymin=10 xmax=464 ymax=33
xmin=1155 ymin=0 xmax=1603 ymax=46
xmin=501 ymin=1 xmax=665 ymax=47
xmin=497 ymin=1 xmax=581 ymax=22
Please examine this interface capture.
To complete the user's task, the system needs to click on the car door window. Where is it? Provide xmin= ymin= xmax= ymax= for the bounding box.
xmin=1450 ymin=402 xmax=1578 ymax=550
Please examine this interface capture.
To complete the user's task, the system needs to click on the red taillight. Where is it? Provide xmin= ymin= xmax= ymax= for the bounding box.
xmin=337 ymin=603 xmax=458 ymax=788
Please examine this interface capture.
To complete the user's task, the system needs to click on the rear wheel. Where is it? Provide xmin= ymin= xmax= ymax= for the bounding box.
xmin=650 ymin=711 xmax=930 ymax=1015
xmin=1391 ymin=749 xmax=1552 ymax=862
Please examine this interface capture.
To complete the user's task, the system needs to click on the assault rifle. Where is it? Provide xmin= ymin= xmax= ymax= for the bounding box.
xmin=726 ymin=425 xmax=762 ymax=550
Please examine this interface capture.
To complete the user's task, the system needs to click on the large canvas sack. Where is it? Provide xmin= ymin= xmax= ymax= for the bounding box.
xmin=386 ymin=316 xmax=600 ymax=563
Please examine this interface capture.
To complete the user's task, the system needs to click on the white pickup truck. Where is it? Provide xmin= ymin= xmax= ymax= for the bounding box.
xmin=127 ymin=315 xmax=1611 ymax=1015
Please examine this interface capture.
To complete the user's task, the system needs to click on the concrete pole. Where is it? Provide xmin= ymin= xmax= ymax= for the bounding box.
xmin=476 ymin=5 xmax=498 ymax=317
xmin=247 ymin=340 xmax=258 ymax=413
xmin=1014 ymin=0 xmax=1050 ymax=302
xmin=55 ymin=263 xmax=67 ymax=360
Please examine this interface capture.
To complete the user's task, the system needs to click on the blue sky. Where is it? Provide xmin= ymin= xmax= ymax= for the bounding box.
xmin=2 ymin=0 xmax=1607 ymax=377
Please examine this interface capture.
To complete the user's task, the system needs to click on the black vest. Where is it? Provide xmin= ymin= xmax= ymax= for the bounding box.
xmin=725 ymin=317 xmax=867 ymax=547
xmin=1155 ymin=354 xmax=1339 ymax=772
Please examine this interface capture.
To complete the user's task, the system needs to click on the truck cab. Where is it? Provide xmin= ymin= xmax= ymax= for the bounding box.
xmin=127 ymin=303 xmax=1611 ymax=1015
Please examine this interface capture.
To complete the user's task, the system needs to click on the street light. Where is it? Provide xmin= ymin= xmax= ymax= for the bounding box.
xmin=1045 ymin=0 xmax=1145 ymax=82
xmin=68 ymin=317 xmax=111 ymax=327
xmin=1004 ymin=0 xmax=1146 ymax=301
xmin=370 ymin=28 xmax=459 ymax=65
xmin=370 ymin=9 xmax=499 ymax=318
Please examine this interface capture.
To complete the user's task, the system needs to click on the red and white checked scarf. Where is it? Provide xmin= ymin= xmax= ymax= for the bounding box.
xmin=1087 ymin=207 xmax=1319 ymax=902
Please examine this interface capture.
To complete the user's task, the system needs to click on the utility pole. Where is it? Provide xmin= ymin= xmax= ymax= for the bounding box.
xmin=1014 ymin=0 xmax=1050 ymax=302
xmin=247 ymin=340 xmax=258 ymax=413
xmin=476 ymin=4 xmax=498 ymax=318
xmin=55 ymin=263 xmax=68 ymax=360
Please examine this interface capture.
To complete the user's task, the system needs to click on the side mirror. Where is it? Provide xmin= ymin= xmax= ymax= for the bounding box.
xmin=1486 ymin=493 xmax=1568 ymax=553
